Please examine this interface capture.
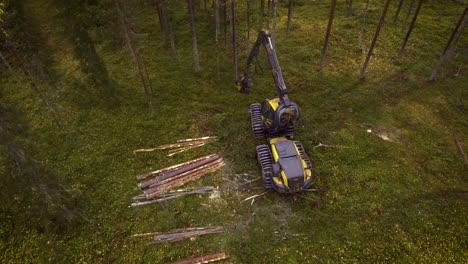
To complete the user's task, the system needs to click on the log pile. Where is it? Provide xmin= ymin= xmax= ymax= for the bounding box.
xmin=172 ymin=252 xmax=230 ymax=264
xmin=132 ymin=226 xmax=225 ymax=246
xmin=131 ymin=154 xmax=225 ymax=205
xmin=133 ymin=136 xmax=217 ymax=156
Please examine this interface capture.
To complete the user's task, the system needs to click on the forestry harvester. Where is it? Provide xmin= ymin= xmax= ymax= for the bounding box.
xmin=235 ymin=30 xmax=313 ymax=193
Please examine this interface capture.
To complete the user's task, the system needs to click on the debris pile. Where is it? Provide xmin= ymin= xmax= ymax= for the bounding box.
xmin=133 ymin=136 xmax=217 ymax=156
xmin=131 ymin=154 xmax=225 ymax=206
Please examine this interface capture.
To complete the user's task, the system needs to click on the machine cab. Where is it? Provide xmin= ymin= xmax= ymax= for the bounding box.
xmin=262 ymin=97 xmax=300 ymax=131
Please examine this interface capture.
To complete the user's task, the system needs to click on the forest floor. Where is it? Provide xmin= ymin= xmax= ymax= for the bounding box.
xmin=1 ymin=0 xmax=467 ymax=263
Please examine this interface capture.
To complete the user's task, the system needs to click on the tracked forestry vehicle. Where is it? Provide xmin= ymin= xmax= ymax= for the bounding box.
xmin=257 ymin=137 xmax=313 ymax=193
xmin=236 ymin=31 xmax=313 ymax=193
xmin=235 ymin=31 xmax=300 ymax=139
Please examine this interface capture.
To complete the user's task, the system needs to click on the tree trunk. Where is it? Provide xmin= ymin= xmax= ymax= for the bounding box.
xmin=155 ymin=0 xmax=165 ymax=34
xmin=115 ymin=0 xmax=154 ymax=115
xmin=448 ymin=1 xmax=463 ymax=29
xmin=320 ymin=0 xmax=337 ymax=70
xmin=348 ymin=0 xmax=354 ymax=16
xmin=165 ymin=13 xmax=177 ymax=58
xmin=3 ymin=42 xmax=64 ymax=128
xmin=402 ymin=0 xmax=416 ymax=33
xmin=358 ymin=0 xmax=370 ymax=53
xmin=247 ymin=0 xmax=251 ymax=43
xmin=267 ymin=0 xmax=271 ymax=29
xmin=398 ymin=0 xmax=424 ymax=58
xmin=231 ymin=0 xmax=238 ymax=80
xmin=260 ymin=0 xmax=265 ymax=30
xmin=360 ymin=0 xmax=392 ymax=80
xmin=215 ymin=0 xmax=221 ymax=79
xmin=438 ymin=0 xmax=450 ymax=20
xmin=223 ymin=0 xmax=228 ymax=48
xmin=443 ymin=5 xmax=468 ymax=56
xmin=430 ymin=8 xmax=468 ymax=80
xmin=187 ymin=0 xmax=201 ymax=72
xmin=272 ymin=0 xmax=278 ymax=43
xmin=0 ymin=51 xmax=28 ymax=93
xmin=204 ymin=0 xmax=208 ymax=11
xmin=155 ymin=0 xmax=169 ymax=49
xmin=393 ymin=0 xmax=404 ymax=23
xmin=287 ymin=0 xmax=294 ymax=32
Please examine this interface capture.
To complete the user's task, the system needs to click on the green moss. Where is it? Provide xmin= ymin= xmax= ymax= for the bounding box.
xmin=0 ymin=0 xmax=466 ymax=263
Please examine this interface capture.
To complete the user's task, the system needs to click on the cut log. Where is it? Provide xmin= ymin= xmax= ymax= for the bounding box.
xmin=135 ymin=154 xmax=218 ymax=181
xmin=146 ymin=159 xmax=224 ymax=190
xmin=159 ymin=155 xmax=220 ymax=179
xmin=172 ymin=252 xmax=230 ymax=264
xmin=138 ymin=156 xmax=220 ymax=190
xmin=146 ymin=226 xmax=224 ymax=245
xmin=145 ymin=160 xmax=225 ymax=199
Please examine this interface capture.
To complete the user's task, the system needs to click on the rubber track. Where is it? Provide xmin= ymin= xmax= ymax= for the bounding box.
xmin=256 ymin=145 xmax=273 ymax=189
xmin=294 ymin=141 xmax=312 ymax=170
xmin=250 ymin=103 xmax=264 ymax=139
xmin=283 ymin=125 xmax=295 ymax=138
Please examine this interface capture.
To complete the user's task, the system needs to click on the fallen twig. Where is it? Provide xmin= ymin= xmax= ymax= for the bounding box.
xmin=167 ymin=143 xmax=205 ymax=157
xmin=241 ymin=190 xmax=269 ymax=203
xmin=172 ymin=252 xmax=229 ymax=264
xmin=313 ymin=142 xmax=350 ymax=149
xmin=453 ymin=132 xmax=468 ymax=164
xmin=176 ymin=136 xmax=217 ymax=143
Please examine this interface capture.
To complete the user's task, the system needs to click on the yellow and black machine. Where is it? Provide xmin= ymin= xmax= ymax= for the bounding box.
xmin=236 ymin=31 xmax=313 ymax=193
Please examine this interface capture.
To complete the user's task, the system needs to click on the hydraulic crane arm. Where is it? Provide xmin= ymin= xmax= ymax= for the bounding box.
xmin=236 ymin=30 xmax=291 ymax=106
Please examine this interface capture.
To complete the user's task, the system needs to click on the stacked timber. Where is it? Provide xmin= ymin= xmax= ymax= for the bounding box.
xmin=133 ymin=136 xmax=217 ymax=156
xmin=131 ymin=154 xmax=225 ymax=205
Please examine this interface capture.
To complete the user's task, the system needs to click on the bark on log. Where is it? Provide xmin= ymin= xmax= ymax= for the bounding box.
xmin=135 ymin=154 xmax=218 ymax=181
xmin=172 ymin=252 xmax=230 ymax=264
xmin=145 ymin=159 xmax=224 ymax=195
xmin=139 ymin=155 xmax=220 ymax=190
xmin=147 ymin=226 xmax=224 ymax=244
xmin=145 ymin=160 xmax=225 ymax=199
